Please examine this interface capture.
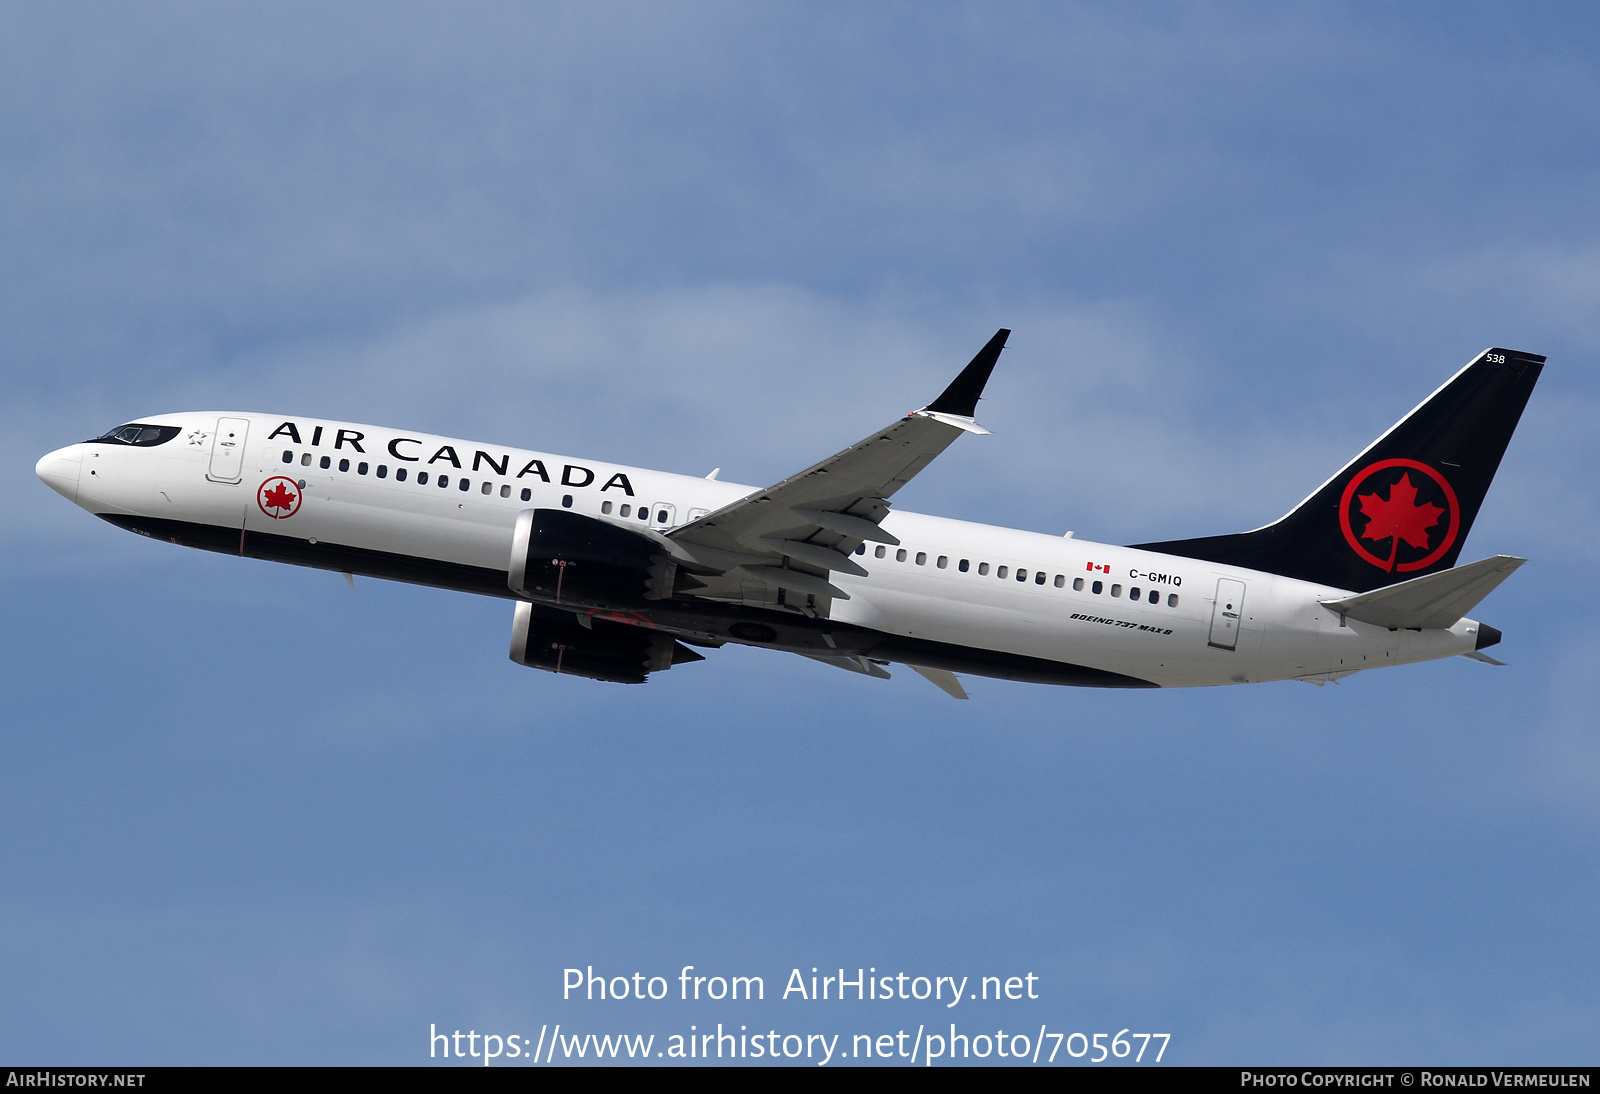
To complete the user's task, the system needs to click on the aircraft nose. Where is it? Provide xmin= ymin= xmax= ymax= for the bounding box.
xmin=35 ymin=445 xmax=83 ymax=502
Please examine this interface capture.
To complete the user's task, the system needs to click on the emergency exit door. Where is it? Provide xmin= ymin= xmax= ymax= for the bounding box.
xmin=1208 ymin=578 xmax=1246 ymax=651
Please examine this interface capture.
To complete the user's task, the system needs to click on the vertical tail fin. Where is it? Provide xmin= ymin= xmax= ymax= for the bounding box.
xmin=1133 ymin=348 xmax=1545 ymax=593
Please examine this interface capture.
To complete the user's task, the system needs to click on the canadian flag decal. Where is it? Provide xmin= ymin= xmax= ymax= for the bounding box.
xmin=1085 ymin=561 xmax=1111 ymax=573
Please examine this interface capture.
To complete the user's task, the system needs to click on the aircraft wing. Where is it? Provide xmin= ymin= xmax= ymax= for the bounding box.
xmin=664 ymin=329 xmax=1009 ymax=606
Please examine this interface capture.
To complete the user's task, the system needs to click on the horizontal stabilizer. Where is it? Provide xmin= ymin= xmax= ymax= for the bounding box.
xmin=1460 ymin=649 xmax=1506 ymax=666
xmin=1320 ymin=555 xmax=1524 ymax=629
xmin=910 ymin=664 xmax=969 ymax=699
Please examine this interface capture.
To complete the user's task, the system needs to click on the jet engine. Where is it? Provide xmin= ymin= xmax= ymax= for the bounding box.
xmin=508 ymin=601 xmax=704 ymax=684
xmin=508 ymin=507 xmax=690 ymax=609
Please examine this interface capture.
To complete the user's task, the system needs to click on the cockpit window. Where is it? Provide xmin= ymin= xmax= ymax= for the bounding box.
xmin=88 ymin=423 xmax=183 ymax=447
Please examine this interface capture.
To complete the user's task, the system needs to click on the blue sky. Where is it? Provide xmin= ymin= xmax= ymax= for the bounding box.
xmin=3 ymin=2 xmax=1599 ymax=1065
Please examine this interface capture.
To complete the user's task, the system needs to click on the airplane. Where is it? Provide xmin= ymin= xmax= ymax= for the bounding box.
xmin=34 ymin=332 xmax=1543 ymax=697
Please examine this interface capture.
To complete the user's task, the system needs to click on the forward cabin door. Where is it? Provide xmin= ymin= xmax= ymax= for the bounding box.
xmin=206 ymin=417 xmax=250 ymax=483
xmin=1208 ymin=578 xmax=1246 ymax=651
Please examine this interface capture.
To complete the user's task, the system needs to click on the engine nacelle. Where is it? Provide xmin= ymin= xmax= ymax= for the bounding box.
xmin=508 ymin=601 xmax=704 ymax=684
xmin=509 ymin=508 xmax=678 ymax=609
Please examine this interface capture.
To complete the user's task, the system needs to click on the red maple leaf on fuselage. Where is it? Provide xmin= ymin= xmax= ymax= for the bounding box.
xmin=263 ymin=483 xmax=297 ymax=511
xmin=1356 ymin=472 xmax=1443 ymax=571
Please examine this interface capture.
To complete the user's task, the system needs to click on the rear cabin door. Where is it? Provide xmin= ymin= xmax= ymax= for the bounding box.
xmin=1208 ymin=578 xmax=1246 ymax=651
xmin=207 ymin=417 xmax=250 ymax=483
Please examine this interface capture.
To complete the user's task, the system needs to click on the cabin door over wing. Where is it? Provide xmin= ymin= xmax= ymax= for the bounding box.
xmin=1208 ymin=578 xmax=1246 ymax=651
xmin=649 ymin=502 xmax=676 ymax=530
xmin=206 ymin=417 xmax=250 ymax=484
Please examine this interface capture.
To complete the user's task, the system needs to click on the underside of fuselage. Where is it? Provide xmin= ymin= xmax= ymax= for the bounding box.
xmin=103 ymin=513 xmax=1159 ymax=688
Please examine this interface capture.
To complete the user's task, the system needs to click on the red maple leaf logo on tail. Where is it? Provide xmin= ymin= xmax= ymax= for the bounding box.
xmin=1356 ymin=472 xmax=1443 ymax=572
xmin=263 ymin=482 xmax=297 ymax=511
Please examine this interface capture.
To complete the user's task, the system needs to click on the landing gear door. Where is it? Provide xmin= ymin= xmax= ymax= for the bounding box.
xmin=206 ymin=417 xmax=250 ymax=484
xmin=1208 ymin=578 xmax=1246 ymax=651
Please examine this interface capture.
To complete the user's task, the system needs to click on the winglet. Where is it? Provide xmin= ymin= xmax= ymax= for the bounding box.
xmin=923 ymin=329 xmax=1010 ymax=417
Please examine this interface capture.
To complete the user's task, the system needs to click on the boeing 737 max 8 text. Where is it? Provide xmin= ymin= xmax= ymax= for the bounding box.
xmin=35 ymin=332 xmax=1543 ymax=696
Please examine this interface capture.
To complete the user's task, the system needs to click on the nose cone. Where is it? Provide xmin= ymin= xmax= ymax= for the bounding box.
xmin=35 ymin=445 xmax=82 ymax=502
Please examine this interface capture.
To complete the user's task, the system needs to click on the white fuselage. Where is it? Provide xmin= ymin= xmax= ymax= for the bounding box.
xmin=36 ymin=412 xmax=1486 ymax=688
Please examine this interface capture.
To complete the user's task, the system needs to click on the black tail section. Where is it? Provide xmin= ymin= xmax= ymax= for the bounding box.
xmin=1133 ymin=348 xmax=1545 ymax=593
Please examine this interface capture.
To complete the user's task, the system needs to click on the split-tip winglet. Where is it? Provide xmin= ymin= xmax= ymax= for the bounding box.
xmin=923 ymin=328 xmax=1010 ymax=418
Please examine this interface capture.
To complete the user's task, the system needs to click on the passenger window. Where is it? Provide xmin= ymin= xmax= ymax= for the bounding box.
xmin=301 ymin=453 xmax=312 ymax=466
xmin=602 ymin=500 xmax=613 ymax=514
xmin=520 ymin=488 xmax=531 ymax=501
xmin=460 ymin=478 xmax=470 ymax=491
xmin=855 ymin=544 xmax=865 ymax=555
xmin=1092 ymin=580 xmax=1103 ymax=594
xmin=978 ymin=563 xmax=990 ymax=575
xmin=480 ymin=481 xmax=491 ymax=494
xmin=1148 ymin=589 xmax=1159 ymax=604
xmin=958 ymin=559 xmax=969 ymax=572
xmin=657 ymin=510 xmax=668 ymax=523
xmin=1016 ymin=569 xmax=1027 ymax=581
xmin=896 ymin=549 xmax=907 ymax=562
xmin=1035 ymin=572 xmax=1046 ymax=585
xmin=438 ymin=475 xmax=449 ymax=488
xmin=997 ymin=566 xmax=1008 ymax=579
xmin=620 ymin=504 xmax=631 ymax=517
xmin=1130 ymin=586 xmax=1140 ymax=600
xmin=563 ymin=495 xmax=574 ymax=508
xmin=1054 ymin=574 xmax=1065 ymax=588
xmin=320 ymin=456 xmax=331 ymax=469
xmin=1073 ymin=577 xmax=1084 ymax=591
xmin=358 ymin=462 xmax=368 ymax=475
xmin=338 ymin=458 xmax=350 ymax=472
xmin=395 ymin=468 xmax=406 ymax=482
xmin=418 ymin=471 xmax=428 ymax=485
xmin=915 ymin=552 xmax=926 ymax=565
xmin=1111 ymin=584 xmax=1122 ymax=597
xmin=1168 ymin=593 xmax=1179 ymax=607
xmin=281 ymin=450 xmax=293 ymax=463
xmin=377 ymin=465 xmax=388 ymax=479
xmin=501 ymin=484 xmax=510 ymax=498
xmin=875 ymin=545 xmax=886 ymax=559
xmin=937 ymin=556 xmax=948 ymax=569
xmin=638 ymin=508 xmax=648 ymax=520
